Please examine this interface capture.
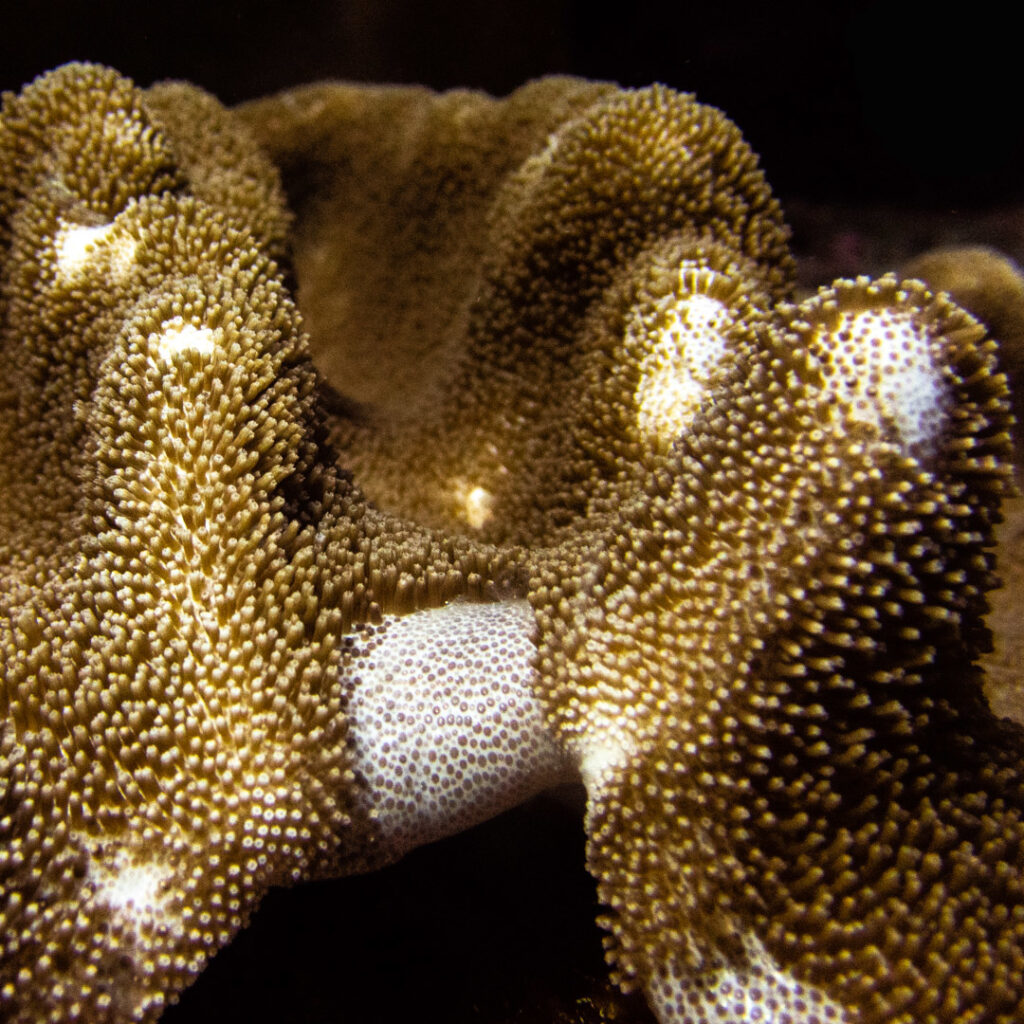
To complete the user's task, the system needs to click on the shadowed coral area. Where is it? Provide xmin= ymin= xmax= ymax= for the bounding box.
xmin=897 ymin=246 xmax=1024 ymax=727
xmin=2 ymin=63 xmax=1024 ymax=1024
xmin=240 ymin=80 xmax=793 ymax=547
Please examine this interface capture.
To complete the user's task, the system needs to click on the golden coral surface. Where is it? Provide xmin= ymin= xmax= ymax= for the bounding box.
xmin=1 ymin=62 xmax=1024 ymax=1024
xmin=0 ymin=63 xmax=513 ymax=1023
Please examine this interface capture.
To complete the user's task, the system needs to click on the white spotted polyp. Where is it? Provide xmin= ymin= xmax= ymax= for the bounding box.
xmin=800 ymin=277 xmax=956 ymax=461
xmin=343 ymin=600 xmax=573 ymax=864
xmin=630 ymin=265 xmax=736 ymax=449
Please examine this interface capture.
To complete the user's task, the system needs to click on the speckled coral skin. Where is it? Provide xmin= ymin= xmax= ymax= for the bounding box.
xmin=0 ymin=64 xmax=525 ymax=1023
xmin=245 ymin=77 xmax=1023 ymax=1023
xmin=545 ymin=278 xmax=1021 ymax=1022
xmin=2 ymin=62 xmax=1023 ymax=1024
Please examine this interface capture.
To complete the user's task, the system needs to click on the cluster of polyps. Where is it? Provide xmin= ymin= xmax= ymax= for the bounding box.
xmin=2 ymin=61 xmax=1019 ymax=1024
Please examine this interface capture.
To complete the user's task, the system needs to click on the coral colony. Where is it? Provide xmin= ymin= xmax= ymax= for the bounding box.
xmin=2 ymin=63 xmax=1022 ymax=1023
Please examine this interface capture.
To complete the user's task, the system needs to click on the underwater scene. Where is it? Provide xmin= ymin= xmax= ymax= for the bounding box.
xmin=2 ymin=4 xmax=1023 ymax=1023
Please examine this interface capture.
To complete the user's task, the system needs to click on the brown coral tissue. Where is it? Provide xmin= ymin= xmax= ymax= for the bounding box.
xmin=2 ymin=62 xmax=1024 ymax=1024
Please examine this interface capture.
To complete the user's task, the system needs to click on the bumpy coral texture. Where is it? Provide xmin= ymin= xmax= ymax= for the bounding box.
xmin=244 ymin=78 xmax=1022 ymax=1023
xmin=345 ymin=600 xmax=568 ymax=860
xmin=899 ymin=246 xmax=1024 ymax=727
xmin=0 ymin=64 xmax=517 ymax=1023
xmin=1 ymin=62 xmax=1022 ymax=1024
xmin=244 ymin=79 xmax=793 ymax=545
xmin=553 ymin=278 xmax=1020 ymax=1023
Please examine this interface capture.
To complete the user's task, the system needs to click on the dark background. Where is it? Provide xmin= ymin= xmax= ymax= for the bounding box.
xmin=2 ymin=0 xmax=1022 ymax=208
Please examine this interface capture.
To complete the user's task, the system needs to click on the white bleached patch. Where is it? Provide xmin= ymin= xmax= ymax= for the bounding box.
xmin=451 ymin=479 xmax=496 ymax=530
xmin=646 ymin=933 xmax=852 ymax=1023
xmin=345 ymin=600 xmax=573 ymax=861
xmin=100 ymin=861 xmax=166 ymax=914
xmin=55 ymin=222 xmax=112 ymax=275
xmin=463 ymin=485 xmax=494 ymax=530
xmin=575 ymin=725 xmax=639 ymax=796
xmin=816 ymin=307 xmax=951 ymax=455
xmin=88 ymin=846 xmax=178 ymax=937
xmin=633 ymin=290 xmax=730 ymax=445
xmin=54 ymin=220 xmax=137 ymax=282
xmin=151 ymin=317 xmax=219 ymax=362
